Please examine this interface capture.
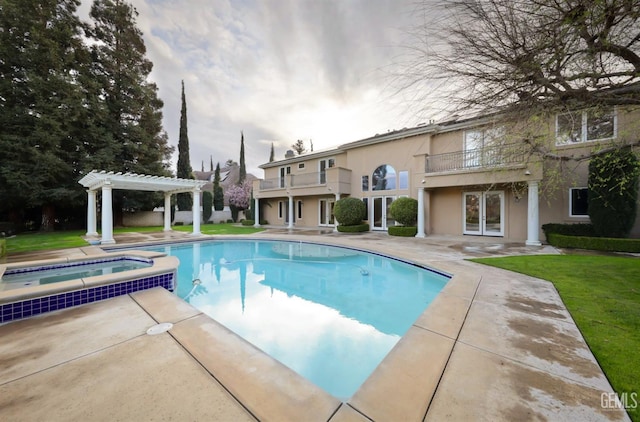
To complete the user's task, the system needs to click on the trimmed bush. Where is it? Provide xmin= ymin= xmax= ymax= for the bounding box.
xmin=547 ymin=233 xmax=640 ymax=253
xmin=389 ymin=197 xmax=418 ymax=226
xmin=388 ymin=226 xmax=418 ymax=237
xmin=241 ymin=219 xmax=255 ymax=226
xmin=334 ymin=197 xmax=366 ymax=226
xmin=541 ymin=223 xmax=596 ymax=239
xmin=0 ymin=238 xmax=6 ymax=258
xmin=260 ymin=220 xmax=269 ymax=225
xmin=337 ymin=223 xmax=369 ymax=233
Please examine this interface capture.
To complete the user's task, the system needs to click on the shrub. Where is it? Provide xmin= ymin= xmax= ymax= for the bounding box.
xmin=334 ymin=197 xmax=366 ymax=226
xmin=241 ymin=219 xmax=254 ymax=226
xmin=0 ymin=237 xmax=6 ymax=258
xmin=547 ymin=233 xmax=640 ymax=253
xmin=389 ymin=197 xmax=418 ymax=226
xmin=541 ymin=223 xmax=596 ymax=239
xmin=202 ymin=191 xmax=213 ymax=223
xmin=260 ymin=219 xmax=269 ymax=225
xmin=336 ymin=223 xmax=369 ymax=233
xmin=388 ymin=226 xmax=418 ymax=237
xmin=588 ymin=147 xmax=640 ymax=238
xmin=226 ymin=219 xmax=234 ymax=223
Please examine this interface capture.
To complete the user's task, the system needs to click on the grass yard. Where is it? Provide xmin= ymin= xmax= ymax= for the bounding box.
xmin=471 ymin=254 xmax=640 ymax=421
xmin=4 ymin=224 xmax=264 ymax=255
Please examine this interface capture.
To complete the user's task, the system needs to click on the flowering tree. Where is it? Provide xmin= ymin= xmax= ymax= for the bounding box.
xmin=227 ymin=181 xmax=252 ymax=221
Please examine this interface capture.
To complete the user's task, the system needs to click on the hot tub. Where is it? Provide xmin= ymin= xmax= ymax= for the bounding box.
xmin=0 ymin=251 xmax=179 ymax=324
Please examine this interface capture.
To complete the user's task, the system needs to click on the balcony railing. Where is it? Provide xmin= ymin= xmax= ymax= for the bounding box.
xmin=259 ymin=178 xmax=283 ymax=190
xmin=257 ymin=168 xmax=351 ymax=194
xmin=425 ymin=143 xmax=527 ymax=173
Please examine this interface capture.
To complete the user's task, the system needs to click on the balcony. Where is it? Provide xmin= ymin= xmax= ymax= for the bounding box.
xmin=255 ymin=167 xmax=352 ymax=198
xmin=425 ymin=143 xmax=528 ymax=173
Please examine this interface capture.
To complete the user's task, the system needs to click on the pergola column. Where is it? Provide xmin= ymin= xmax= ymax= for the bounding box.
xmin=526 ymin=180 xmax=542 ymax=246
xmin=253 ymin=197 xmax=260 ymax=227
xmin=192 ymin=188 xmax=202 ymax=236
xmin=287 ymin=195 xmax=294 ymax=229
xmin=416 ymin=187 xmax=426 ymax=238
xmin=86 ymin=190 xmax=98 ymax=236
xmin=163 ymin=193 xmax=172 ymax=232
xmin=100 ymin=182 xmax=115 ymax=244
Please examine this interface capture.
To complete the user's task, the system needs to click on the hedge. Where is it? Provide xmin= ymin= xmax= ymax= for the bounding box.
xmin=388 ymin=226 xmax=418 ymax=237
xmin=0 ymin=238 xmax=5 ymax=258
xmin=541 ymin=223 xmax=596 ymax=238
xmin=546 ymin=233 xmax=640 ymax=253
xmin=337 ymin=223 xmax=370 ymax=233
xmin=241 ymin=220 xmax=254 ymax=226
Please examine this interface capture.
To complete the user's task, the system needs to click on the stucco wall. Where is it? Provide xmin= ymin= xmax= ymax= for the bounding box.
xmin=123 ymin=211 xmax=163 ymax=227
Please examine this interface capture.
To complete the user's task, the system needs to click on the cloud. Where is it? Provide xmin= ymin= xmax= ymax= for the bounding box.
xmin=79 ymin=0 xmax=420 ymax=175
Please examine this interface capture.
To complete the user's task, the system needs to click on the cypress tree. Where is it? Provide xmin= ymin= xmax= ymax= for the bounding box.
xmin=176 ymin=80 xmax=193 ymax=210
xmin=239 ymin=131 xmax=246 ymax=184
xmin=269 ymin=142 xmax=275 ymax=162
xmin=213 ymin=162 xmax=224 ymax=211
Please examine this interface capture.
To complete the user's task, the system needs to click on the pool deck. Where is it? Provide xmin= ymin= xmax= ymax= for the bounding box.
xmin=0 ymin=229 xmax=632 ymax=421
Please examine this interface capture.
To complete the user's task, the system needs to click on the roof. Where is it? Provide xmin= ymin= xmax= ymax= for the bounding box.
xmin=78 ymin=170 xmax=207 ymax=193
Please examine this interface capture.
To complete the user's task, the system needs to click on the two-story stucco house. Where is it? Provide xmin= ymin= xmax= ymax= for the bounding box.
xmin=252 ymin=106 xmax=640 ymax=244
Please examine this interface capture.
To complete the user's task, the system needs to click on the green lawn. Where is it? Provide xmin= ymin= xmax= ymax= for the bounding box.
xmin=471 ymin=254 xmax=640 ymax=420
xmin=4 ymin=224 xmax=264 ymax=255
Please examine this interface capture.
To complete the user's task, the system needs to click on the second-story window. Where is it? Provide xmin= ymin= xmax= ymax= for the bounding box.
xmin=362 ymin=175 xmax=369 ymax=191
xmin=556 ymin=109 xmax=616 ymax=145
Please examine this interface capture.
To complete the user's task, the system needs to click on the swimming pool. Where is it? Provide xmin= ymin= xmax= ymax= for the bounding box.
xmin=142 ymin=239 xmax=449 ymax=400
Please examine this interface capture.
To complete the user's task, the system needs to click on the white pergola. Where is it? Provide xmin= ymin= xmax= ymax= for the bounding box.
xmin=78 ymin=170 xmax=208 ymax=244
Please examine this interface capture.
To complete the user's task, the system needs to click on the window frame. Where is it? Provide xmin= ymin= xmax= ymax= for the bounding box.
xmin=556 ymin=108 xmax=617 ymax=146
xmin=569 ymin=187 xmax=589 ymax=217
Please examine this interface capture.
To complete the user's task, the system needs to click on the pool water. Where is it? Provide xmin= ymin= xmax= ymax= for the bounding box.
xmin=144 ymin=240 xmax=449 ymax=400
xmin=1 ymin=259 xmax=152 ymax=291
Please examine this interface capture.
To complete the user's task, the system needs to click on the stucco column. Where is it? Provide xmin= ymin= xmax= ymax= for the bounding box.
xmin=192 ymin=188 xmax=202 ymax=236
xmin=416 ymin=187 xmax=426 ymax=238
xmin=333 ymin=193 xmax=341 ymax=232
xmin=163 ymin=193 xmax=172 ymax=232
xmin=287 ymin=195 xmax=294 ymax=229
xmin=86 ymin=189 xmax=98 ymax=236
xmin=526 ymin=180 xmax=542 ymax=246
xmin=100 ymin=182 xmax=115 ymax=244
xmin=253 ymin=197 xmax=260 ymax=227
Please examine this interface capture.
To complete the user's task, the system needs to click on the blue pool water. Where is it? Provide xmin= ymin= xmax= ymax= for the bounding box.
xmin=142 ymin=240 xmax=449 ymax=400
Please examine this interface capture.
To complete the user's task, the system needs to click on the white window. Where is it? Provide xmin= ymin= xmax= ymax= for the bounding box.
xmin=278 ymin=201 xmax=284 ymax=219
xmin=298 ymin=163 xmax=305 ymax=169
xmin=569 ymin=188 xmax=589 ymax=217
xmin=279 ymin=166 xmax=290 ymax=188
xmin=319 ymin=158 xmax=336 ymax=184
xmin=399 ymin=171 xmax=409 ymax=190
xmin=297 ymin=200 xmax=303 ymax=219
xmin=556 ymin=109 xmax=616 ymax=145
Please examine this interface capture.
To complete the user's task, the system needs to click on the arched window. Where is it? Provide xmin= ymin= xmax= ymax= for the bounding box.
xmin=372 ymin=164 xmax=396 ymax=191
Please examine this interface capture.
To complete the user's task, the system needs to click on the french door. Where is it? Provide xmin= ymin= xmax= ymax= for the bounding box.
xmin=372 ymin=196 xmax=395 ymax=230
xmin=463 ymin=191 xmax=504 ymax=236
xmin=319 ymin=199 xmax=335 ymax=226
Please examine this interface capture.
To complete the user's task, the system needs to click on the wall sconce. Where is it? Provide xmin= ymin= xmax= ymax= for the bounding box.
xmin=514 ymin=194 xmax=521 ymax=203
xmin=421 ymin=179 xmax=426 ymax=184
xmin=524 ymin=170 xmax=531 ymax=176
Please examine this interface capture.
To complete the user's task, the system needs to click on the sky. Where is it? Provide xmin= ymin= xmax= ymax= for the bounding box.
xmin=77 ymin=0 xmax=428 ymax=177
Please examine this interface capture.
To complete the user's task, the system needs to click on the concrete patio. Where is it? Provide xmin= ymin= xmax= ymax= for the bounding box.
xmin=0 ymin=230 xmax=631 ymax=421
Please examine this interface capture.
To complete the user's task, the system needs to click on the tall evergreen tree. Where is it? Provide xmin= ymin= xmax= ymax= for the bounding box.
xmin=89 ymin=0 xmax=172 ymax=216
xmin=176 ymin=80 xmax=193 ymax=210
xmin=269 ymin=142 xmax=275 ymax=162
xmin=239 ymin=131 xmax=246 ymax=184
xmin=213 ymin=162 xmax=224 ymax=211
xmin=0 ymin=0 xmax=89 ymax=230
xmin=210 ymin=155 xmax=214 ymax=172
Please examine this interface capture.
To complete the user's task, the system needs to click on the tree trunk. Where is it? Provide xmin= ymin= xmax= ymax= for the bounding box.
xmin=40 ymin=204 xmax=56 ymax=232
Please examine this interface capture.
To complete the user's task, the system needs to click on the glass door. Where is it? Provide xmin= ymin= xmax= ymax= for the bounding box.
xmin=463 ymin=191 xmax=504 ymax=236
xmin=319 ymin=199 xmax=335 ymax=226
xmin=372 ymin=196 xmax=395 ymax=230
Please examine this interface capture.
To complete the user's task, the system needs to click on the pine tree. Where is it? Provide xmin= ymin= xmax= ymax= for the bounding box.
xmin=210 ymin=155 xmax=214 ymax=172
xmin=292 ymin=139 xmax=306 ymax=155
xmin=176 ymin=80 xmax=193 ymax=210
xmin=269 ymin=142 xmax=275 ymax=162
xmin=89 ymin=0 xmax=172 ymax=215
xmin=239 ymin=131 xmax=247 ymax=184
xmin=0 ymin=0 xmax=89 ymax=230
